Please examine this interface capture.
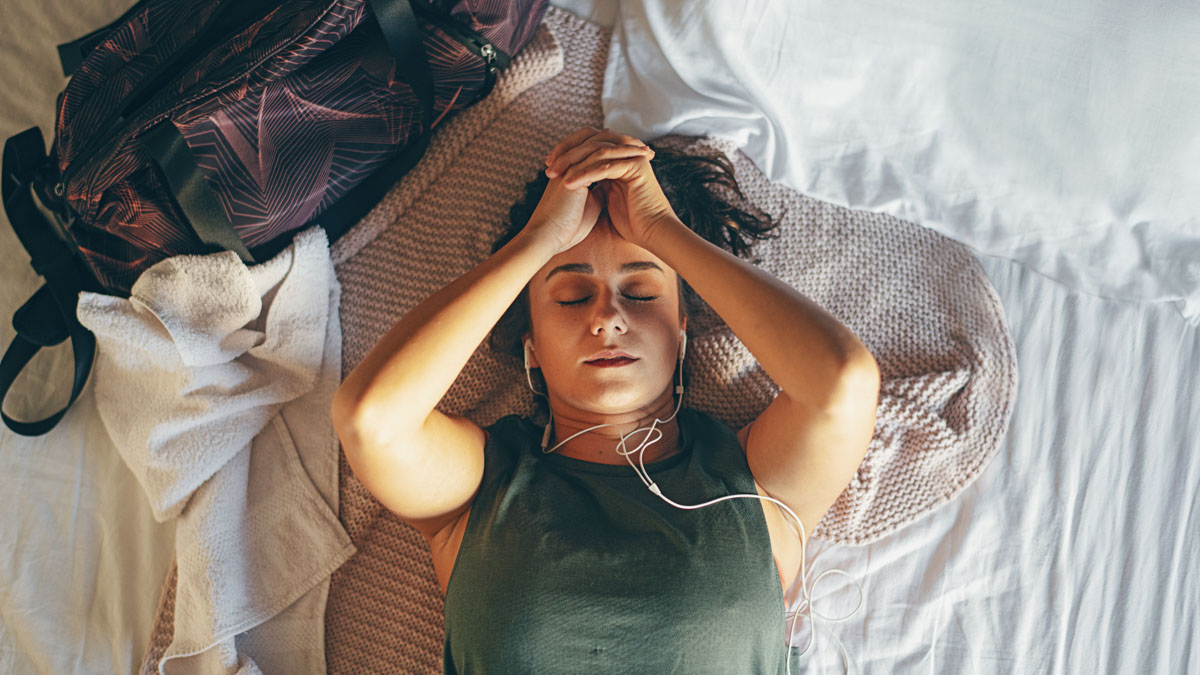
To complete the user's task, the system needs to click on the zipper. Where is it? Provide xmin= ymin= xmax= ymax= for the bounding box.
xmin=408 ymin=1 xmax=510 ymax=70
xmin=63 ymin=0 xmax=346 ymax=214
xmin=63 ymin=0 xmax=511 ymax=218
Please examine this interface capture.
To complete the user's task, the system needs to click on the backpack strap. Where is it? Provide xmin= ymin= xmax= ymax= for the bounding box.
xmin=369 ymin=0 xmax=435 ymax=136
xmin=293 ymin=0 xmax=437 ymax=251
xmin=251 ymin=0 xmax=438 ymax=260
xmin=55 ymin=2 xmax=142 ymax=78
xmin=1 ymin=128 xmax=97 ymax=436
xmin=0 ymin=2 xmax=445 ymax=435
xmin=141 ymin=119 xmax=256 ymax=263
xmin=141 ymin=0 xmax=439 ymax=263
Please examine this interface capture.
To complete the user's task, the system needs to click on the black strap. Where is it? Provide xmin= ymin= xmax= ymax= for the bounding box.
xmin=249 ymin=0 xmax=438 ymax=260
xmin=140 ymin=120 xmax=255 ymax=263
xmin=297 ymin=0 xmax=434 ymax=249
xmin=137 ymin=0 xmax=436 ymax=264
xmin=369 ymin=0 xmax=435 ymax=133
xmin=1 ymin=128 xmax=97 ymax=436
xmin=2 ymin=1 xmax=441 ymax=435
xmin=57 ymin=28 xmax=108 ymax=79
xmin=4 ymin=1 xmax=489 ymax=434
xmin=56 ymin=5 xmax=138 ymax=77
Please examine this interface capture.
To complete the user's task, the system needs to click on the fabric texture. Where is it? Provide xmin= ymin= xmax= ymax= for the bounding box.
xmin=6 ymin=2 xmax=1196 ymax=674
xmin=443 ymin=408 xmax=799 ymax=674
xmin=320 ymin=5 xmax=1016 ymax=671
xmin=602 ymin=0 xmax=1200 ymax=326
xmin=52 ymin=0 xmax=549 ymax=295
xmin=75 ymin=225 xmax=356 ymax=674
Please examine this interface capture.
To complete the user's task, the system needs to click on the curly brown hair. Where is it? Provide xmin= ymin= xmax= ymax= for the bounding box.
xmin=488 ymin=143 xmax=780 ymax=417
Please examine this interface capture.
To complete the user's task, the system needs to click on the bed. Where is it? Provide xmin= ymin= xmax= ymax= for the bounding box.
xmin=1 ymin=1 xmax=1196 ymax=673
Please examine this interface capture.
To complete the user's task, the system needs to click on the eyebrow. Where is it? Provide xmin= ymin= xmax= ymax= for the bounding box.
xmin=544 ymin=261 xmax=665 ymax=281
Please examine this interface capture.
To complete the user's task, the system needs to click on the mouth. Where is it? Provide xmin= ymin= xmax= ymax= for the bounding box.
xmin=585 ymin=357 xmax=639 ymax=368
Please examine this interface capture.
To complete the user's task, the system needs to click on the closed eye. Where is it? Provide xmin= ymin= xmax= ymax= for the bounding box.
xmin=558 ymin=294 xmax=658 ymax=307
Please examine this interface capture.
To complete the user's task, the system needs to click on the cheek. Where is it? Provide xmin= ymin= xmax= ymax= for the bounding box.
xmin=529 ymin=310 xmax=572 ymax=368
xmin=646 ymin=311 xmax=682 ymax=362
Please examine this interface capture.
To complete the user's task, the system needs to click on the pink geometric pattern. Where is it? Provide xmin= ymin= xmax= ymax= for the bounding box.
xmin=49 ymin=0 xmax=548 ymax=295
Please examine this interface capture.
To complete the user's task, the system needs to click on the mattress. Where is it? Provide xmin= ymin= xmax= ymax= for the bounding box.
xmin=1 ymin=1 xmax=1196 ymax=673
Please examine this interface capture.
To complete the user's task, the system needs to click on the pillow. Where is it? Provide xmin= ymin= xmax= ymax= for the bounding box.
xmin=602 ymin=0 xmax=1200 ymax=325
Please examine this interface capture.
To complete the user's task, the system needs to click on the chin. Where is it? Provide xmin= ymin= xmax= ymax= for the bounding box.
xmin=575 ymin=387 xmax=650 ymax=414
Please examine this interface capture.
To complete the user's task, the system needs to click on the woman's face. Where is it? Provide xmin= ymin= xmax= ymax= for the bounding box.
xmin=525 ymin=213 xmax=686 ymax=415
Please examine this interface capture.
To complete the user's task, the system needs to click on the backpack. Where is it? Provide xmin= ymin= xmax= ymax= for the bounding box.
xmin=1 ymin=0 xmax=549 ymax=436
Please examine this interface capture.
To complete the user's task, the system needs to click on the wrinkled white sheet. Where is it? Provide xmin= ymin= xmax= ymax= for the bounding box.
xmin=2 ymin=1 xmax=1197 ymax=674
xmin=602 ymin=0 xmax=1200 ymax=326
xmin=797 ymin=251 xmax=1199 ymax=674
xmin=1 ymin=1 xmax=176 ymax=673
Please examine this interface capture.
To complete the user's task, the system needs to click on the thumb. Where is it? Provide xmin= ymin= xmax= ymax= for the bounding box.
xmin=583 ymin=185 xmax=603 ymax=223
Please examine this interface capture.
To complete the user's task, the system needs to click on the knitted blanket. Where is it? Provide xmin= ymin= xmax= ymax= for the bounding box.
xmin=143 ymin=6 xmax=1017 ymax=673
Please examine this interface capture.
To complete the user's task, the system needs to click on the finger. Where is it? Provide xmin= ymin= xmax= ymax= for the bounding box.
xmin=546 ymin=128 xmax=648 ymax=167
xmin=560 ymin=155 xmax=645 ymax=190
xmin=548 ymin=140 xmax=628 ymax=177
xmin=544 ymin=127 xmax=603 ymax=167
xmin=547 ymin=142 xmax=653 ymax=178
xmin=547 ymin=142 xmax=652 ymax=178
xmin=583 ymin=185 xmax=604 ymax=221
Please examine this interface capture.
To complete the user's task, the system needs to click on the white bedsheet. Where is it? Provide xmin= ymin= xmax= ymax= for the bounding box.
xmin=601 ymin=0 xmax=1200 ymax=327
xmin=2 ymin=1 xmax=1197 ymax=673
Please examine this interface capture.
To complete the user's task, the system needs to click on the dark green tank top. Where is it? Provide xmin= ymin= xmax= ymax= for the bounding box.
xmin=442 ymin=406 xmax=801 ymax=674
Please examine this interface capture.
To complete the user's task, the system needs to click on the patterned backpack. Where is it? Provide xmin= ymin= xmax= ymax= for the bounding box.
xmin=1 ymin=0 xmax=549 ymax=435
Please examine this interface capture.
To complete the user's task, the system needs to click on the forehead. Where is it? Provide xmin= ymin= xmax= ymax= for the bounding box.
xmin=536 ymin=221 xmax=673 ymax=284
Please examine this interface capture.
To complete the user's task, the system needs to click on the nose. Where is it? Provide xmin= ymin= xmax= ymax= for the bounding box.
xmin=590 ymin=291 xmax=627 ymax=336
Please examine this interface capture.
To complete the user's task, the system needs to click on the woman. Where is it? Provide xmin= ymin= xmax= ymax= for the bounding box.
xmin=331 ymin=127 xmax=880 ymax=673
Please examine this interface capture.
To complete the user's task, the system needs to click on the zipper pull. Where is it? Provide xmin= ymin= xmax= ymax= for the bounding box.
xmin=480 ymin=43 xmax=496 ymax=68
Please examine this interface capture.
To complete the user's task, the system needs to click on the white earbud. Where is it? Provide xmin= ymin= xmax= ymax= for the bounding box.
xmin=528 ymin=324 xmax=858 ymax=673
xmin=524 ymin=339 xmax=545 ymax=399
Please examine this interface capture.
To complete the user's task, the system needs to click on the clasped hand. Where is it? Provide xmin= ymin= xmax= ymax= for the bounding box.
xmin=529 ymin=127 xmax=679 ymax=254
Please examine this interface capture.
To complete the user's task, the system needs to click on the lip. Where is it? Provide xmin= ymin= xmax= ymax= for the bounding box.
xmin=585 ymin=357 xmax=638 ymax=368
xmin=584 ymin=349 xmax=637 ymax=363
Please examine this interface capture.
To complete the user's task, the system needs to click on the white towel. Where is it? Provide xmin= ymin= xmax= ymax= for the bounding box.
xmin=76 ymin=225 xmax=356 ymax=674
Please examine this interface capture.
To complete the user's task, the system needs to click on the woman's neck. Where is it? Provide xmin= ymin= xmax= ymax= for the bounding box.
xmin=546 ymin=395 xmax=683 ymax=465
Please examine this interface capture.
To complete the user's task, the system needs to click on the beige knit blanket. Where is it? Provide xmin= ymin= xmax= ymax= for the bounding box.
xmin=143 ymin=7 xmax=1017 ymax=672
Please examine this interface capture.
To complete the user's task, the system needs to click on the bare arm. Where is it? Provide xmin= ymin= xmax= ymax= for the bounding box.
xmin=643 ymin=215 xmax=878 ymax=409
xmin=332 ymin=229 xmax=557 ymax=449
xmin=544 ymin=126 xmax=877 ymax=402
xmin=543 ymin=127 xmax=879 ymax=547
xmin=332 ymin=138 xmax=649 ymax=450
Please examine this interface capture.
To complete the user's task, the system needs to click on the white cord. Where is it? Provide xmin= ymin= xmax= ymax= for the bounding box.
xmin=538 ymin=355 xmax=865 ymax=673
